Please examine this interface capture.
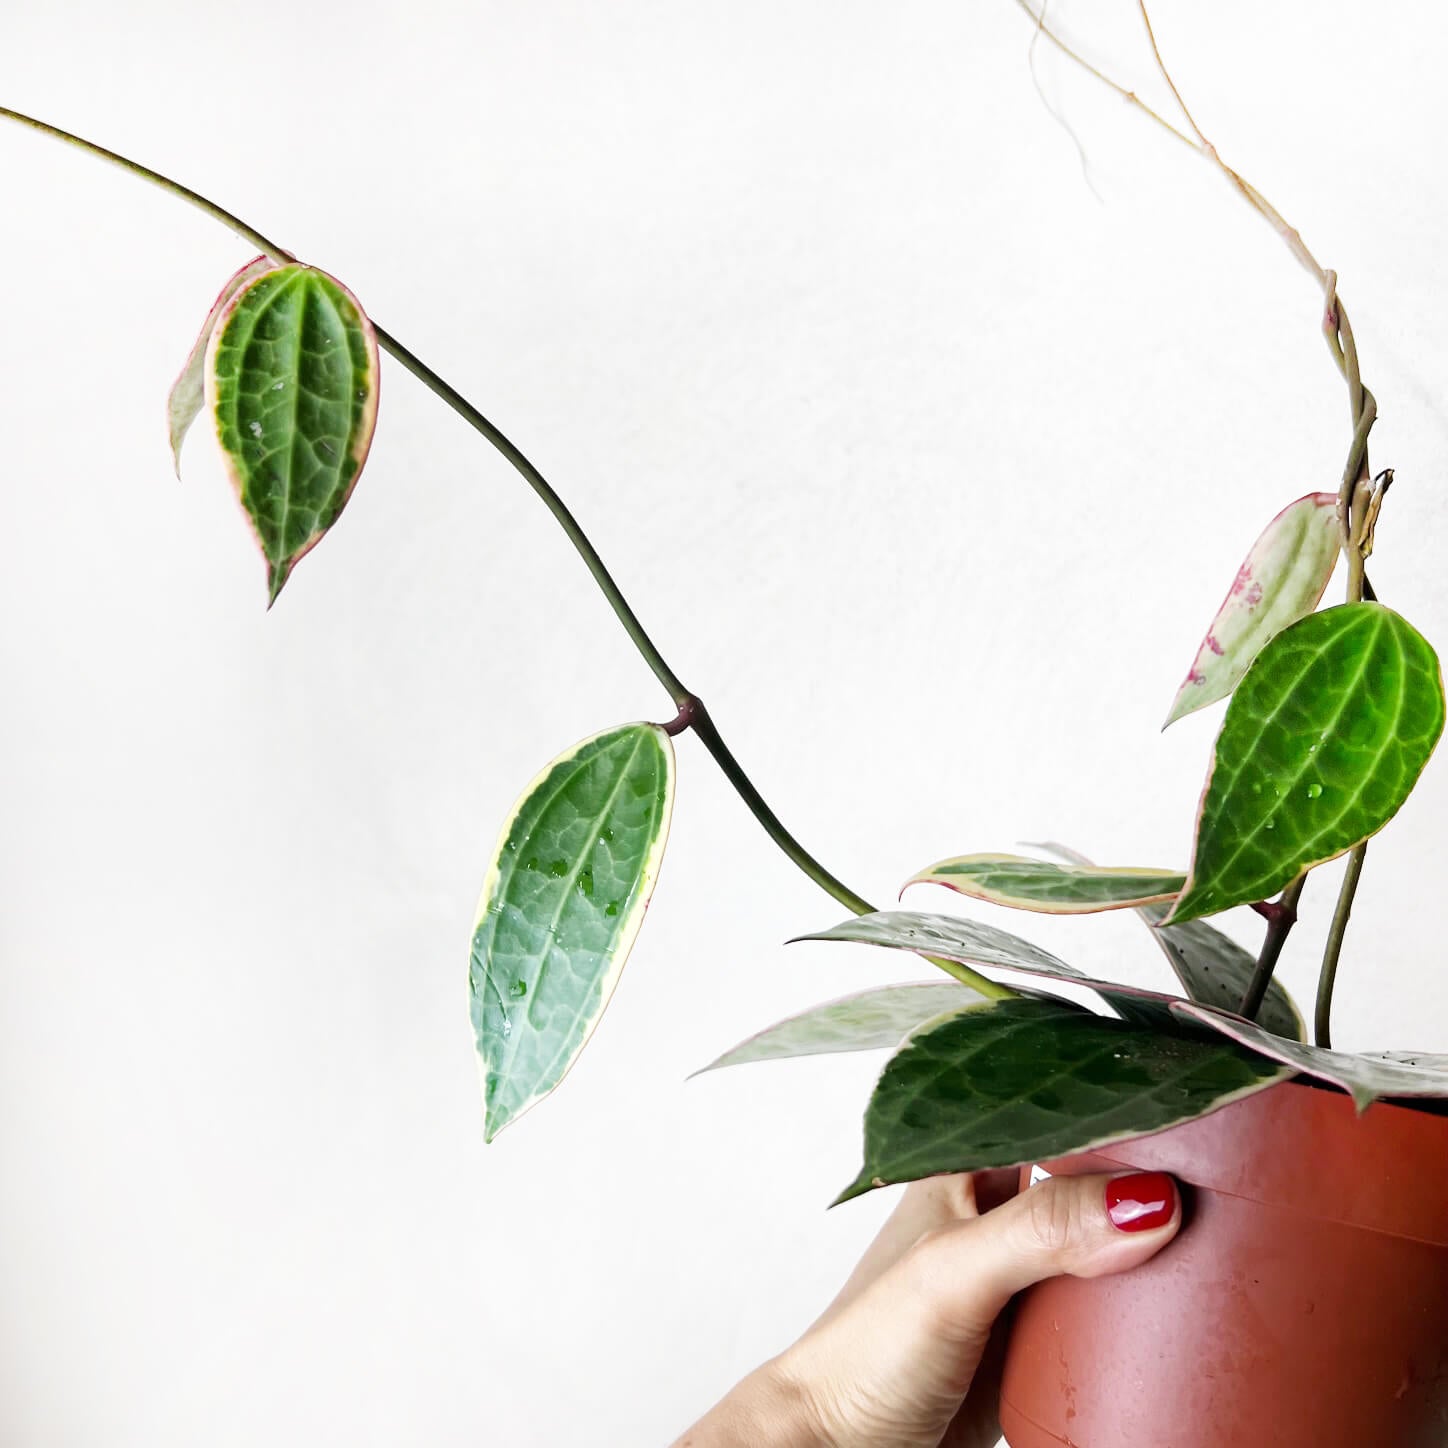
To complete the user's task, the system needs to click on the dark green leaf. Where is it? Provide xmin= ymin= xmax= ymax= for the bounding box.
xmin=470 ymin=723 xmax=674 ymax=1140
xmin=695 ymin=982 xmax=985 ymax=1073
xmin=206 ymin=263 xmax=380 ymax=603
xmin=906 ymin=854 xmax=1184 ymax=914
xmin=1170 ymin=603 xmax=1444 ymax=923
xmin=838 ymin=997 xmax=1289 ymax=1202
xmin=1172 ymin=1002 xmax=1448 ymax=1112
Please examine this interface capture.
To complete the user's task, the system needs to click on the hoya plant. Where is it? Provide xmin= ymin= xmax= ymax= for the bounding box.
xmin=4 ymin=2 xmax=1446 ymax=1210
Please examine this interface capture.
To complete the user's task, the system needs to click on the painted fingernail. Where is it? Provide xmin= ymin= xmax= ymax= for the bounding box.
xmin=1105 ymin=1172 xmax=1177 ymax=1232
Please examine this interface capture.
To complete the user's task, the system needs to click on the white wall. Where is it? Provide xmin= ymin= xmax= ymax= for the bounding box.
xmin=3 ymin=2 xmax=1446 ymax=1443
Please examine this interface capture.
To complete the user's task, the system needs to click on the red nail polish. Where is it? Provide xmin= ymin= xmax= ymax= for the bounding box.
xmin=1105 ymin=1172 xmax=1177 ymax=1232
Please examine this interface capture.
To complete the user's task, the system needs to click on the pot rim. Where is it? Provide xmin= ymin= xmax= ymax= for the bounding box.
xmin=1039 ymin=1077 xmax=1448 ymax=1245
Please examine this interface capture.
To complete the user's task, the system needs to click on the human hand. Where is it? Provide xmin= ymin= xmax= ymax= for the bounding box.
xmin=673 ymin=1169 xmax=1179 ymax=1448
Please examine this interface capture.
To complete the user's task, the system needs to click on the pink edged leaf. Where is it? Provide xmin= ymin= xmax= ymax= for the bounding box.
xmin=693 ymin=981 xmax=988 ymax=1074
xmin=1165 ymin=493 xmax=1340 ymax=727
xmin=1167 ymin=604 xmax=1445 ymax=924
xmin=904 ymin=853 xmax=1184 ymax=914
xmin=166 ymin=256 xmax=278 ymax=478
xmin=1172 ymin=1002 xmax=1448 ymax=1113
xmin=204 ymin=264 xmax=381 ymax=603
xmin=795 ymin=909 xmax=1210 ymax=1028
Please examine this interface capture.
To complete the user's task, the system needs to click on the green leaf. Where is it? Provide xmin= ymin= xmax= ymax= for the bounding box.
xmin=1172 ymin=1003 xmax=1448 ymax=1112
xmin=798 ymin=910 xmax=1200 ymax=1025
xmin=167 ymin=255 xmax=276 ymax=478
xmin=696 ymin=982 xmax=985 ymax=1073
xmin=837 ymin=997 xmax=1289 ymax=1202
xmin=906 ymin=854 xmax=1184 ymax=914
xmin=1169 ymin=603 xmax=1445 ymax=923
xmin=1165 ymin=493 xmax=1340 ymax=726
xmin=205 ymin=263 xmax=380 ymax=603
xmin=1035 ymin=843 xmax=1306 ymax=1041
xmin=470 ymin=723 xmax=675 ymax=1141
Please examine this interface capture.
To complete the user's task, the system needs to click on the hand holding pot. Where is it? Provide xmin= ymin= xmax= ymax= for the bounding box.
xmin=674 ymin=1170 xmax=1179 ymax=1448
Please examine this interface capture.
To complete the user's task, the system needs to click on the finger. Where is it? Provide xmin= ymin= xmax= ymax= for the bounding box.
xmin=910 ymin=1171 xmax=1181 ymax=1349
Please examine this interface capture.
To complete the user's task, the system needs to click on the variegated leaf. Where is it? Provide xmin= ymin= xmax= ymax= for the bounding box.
xmin=167 ymin=255 xmax=277 ymax=478
xmin=696 ymin=982 xmax=984 ymax=1073
xmin=837 ymin=997 xmax=1290 ymax=1201
xmin=1166 ymin=492 xmax=1340 ymax=726
xmin=906 ymin=854 xmax=1184 ymax=914
xmin=470 ymin=723 xmax=675 ymax=1140
xmin=1172 ymin=1002 xmax=1448 ymax=1112
xmin=205 ymin=263 xmax=380 ymax=603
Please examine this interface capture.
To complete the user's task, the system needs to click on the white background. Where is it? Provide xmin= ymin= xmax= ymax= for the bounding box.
xmin=3 ymin=2 xmax=1447 ymax=1443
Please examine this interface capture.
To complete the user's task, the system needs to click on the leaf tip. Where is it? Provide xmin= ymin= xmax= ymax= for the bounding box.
xmin=831 ymin=1171 xmax=879 ymax=1208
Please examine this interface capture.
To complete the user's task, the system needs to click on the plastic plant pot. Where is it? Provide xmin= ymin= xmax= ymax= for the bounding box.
xmin=999 ymin=1079 xmax=1448 ymax=1448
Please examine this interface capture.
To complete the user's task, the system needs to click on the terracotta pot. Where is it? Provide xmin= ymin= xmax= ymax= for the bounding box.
xmin=998 ymin=1079 xmax=1448 ymax=1448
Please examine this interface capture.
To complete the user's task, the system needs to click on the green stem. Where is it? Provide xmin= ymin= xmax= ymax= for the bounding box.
xmin=1315 ymin=844 xmax=1364 ymax=1049
xmin=682 ymin=698 xmax=1012 ymax=997
xmin=1013 ymin=9 xmax=1392 ymax=1046
xmin=1239 ymin=874 xmax=1305 ymax=1021
xmin=368 ymin=327 xmax=690 ymax=704
xmin=0 ymin=104 xmax=1014 ymax=1003
xmin=1312 ymin=272 xmax=1377 ymax=1044
xmin=0 ymin=106 xmax=295 ymax=262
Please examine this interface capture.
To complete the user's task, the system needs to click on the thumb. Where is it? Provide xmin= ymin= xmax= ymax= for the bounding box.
xmin=921 ymin=1170 xmax=1181 ymax=1345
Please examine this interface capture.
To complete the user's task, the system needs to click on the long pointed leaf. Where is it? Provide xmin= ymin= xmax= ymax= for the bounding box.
xmin=1169 ymin=603 xmax=1445 ymax=923
xmin=1165 ymin=493 xmax=1340 ymax=726
xmin=696 ymin=982 xmax=984 ymax=1073
xmin=798 ymin=909 xmax=1199 ymax=1023
xmin=837 ymin=997 xmax=1289 ymax=1202
xmin=906 ymin=854 xmax=1184 ymax=914
xmin=167 ymin=256 xmax=276 ymax=477
xmin=470 ymin=723 xmax=675 ymax=1140
xmin=1171 ymin=1002 xmax=1448 ymax=1112
xmin=205 ymin=263 xmax=380 ymax=603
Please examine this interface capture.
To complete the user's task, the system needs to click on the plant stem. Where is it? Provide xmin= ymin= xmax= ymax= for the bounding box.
xmin=0 ymin=107 xmax=295 ymax=262
xmin=366 ymin=326 xmax=691 ymax=703
xmin=1014 ymin=4 xmax=1392 ymax=1046
xmin=1314 ymin=844 xmax=1364 ymax=1049
xmin=0 ymin=104 xmax=1014 ymax=1002
xmin=1239 ymin=874 xmax=1306 ymax=1021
